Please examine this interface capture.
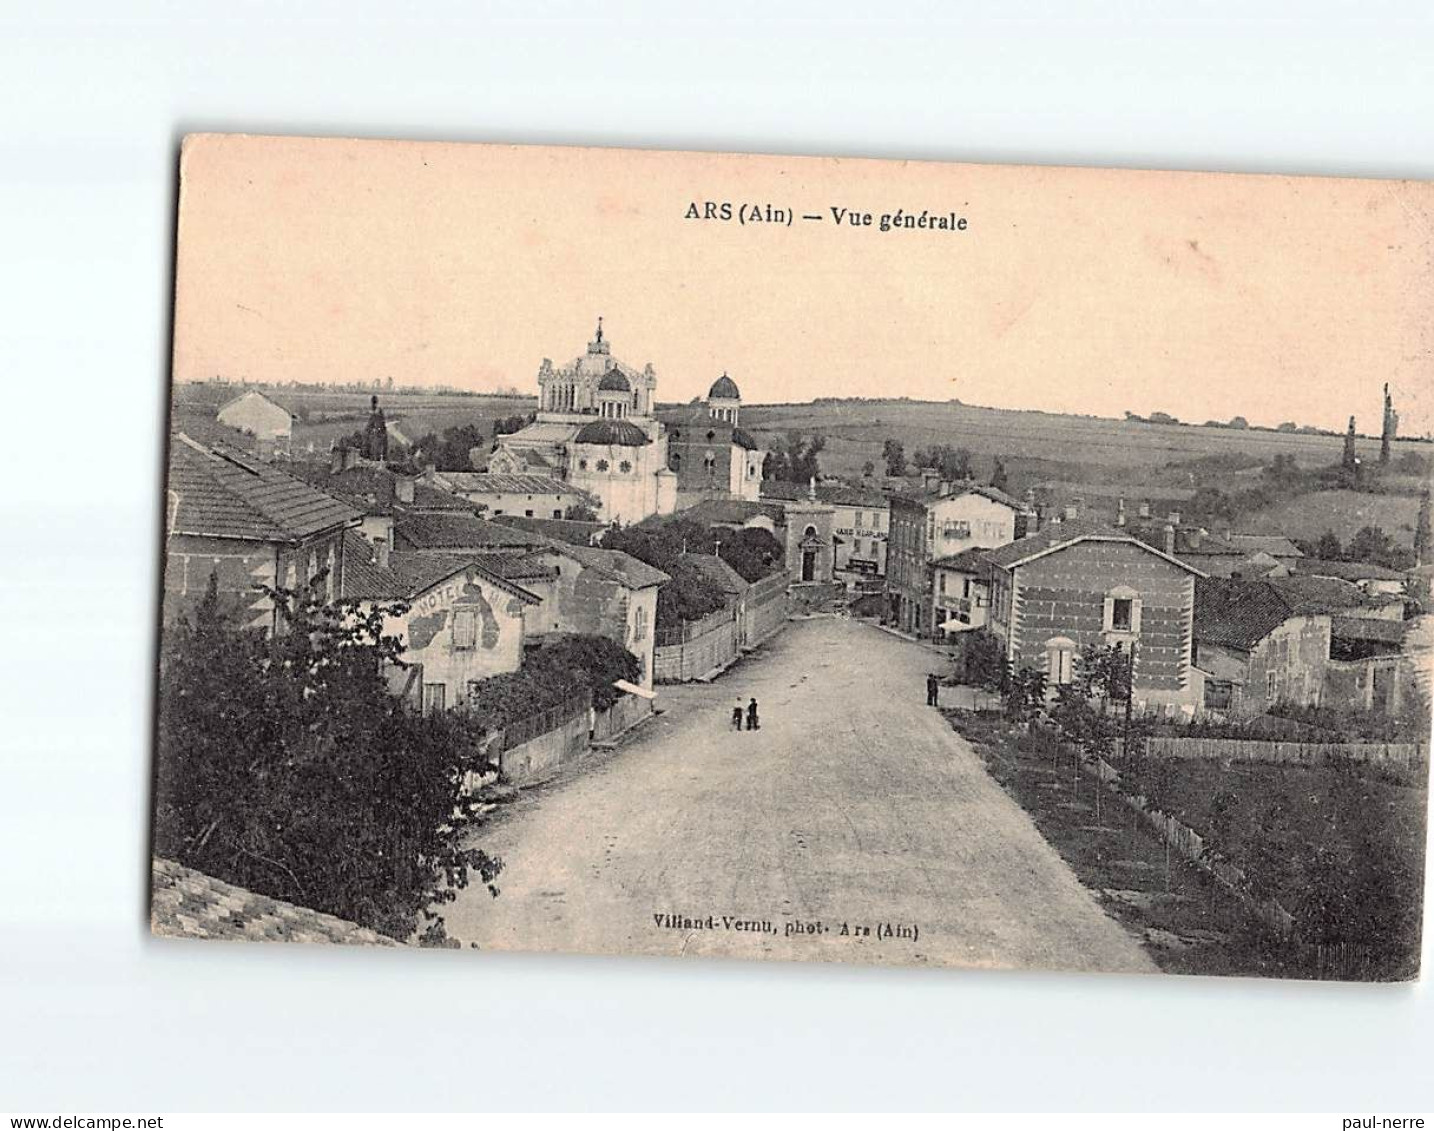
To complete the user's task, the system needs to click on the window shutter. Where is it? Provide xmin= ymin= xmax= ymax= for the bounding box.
xmin=1131 ymin=598 xmax=1143 ymax=634
xmin=1103 ymin=595 xmax=1115 ymax=632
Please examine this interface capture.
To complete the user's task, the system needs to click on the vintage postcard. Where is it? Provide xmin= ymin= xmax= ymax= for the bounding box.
xmin=154 ymin=134 xmax=1431 ymax=980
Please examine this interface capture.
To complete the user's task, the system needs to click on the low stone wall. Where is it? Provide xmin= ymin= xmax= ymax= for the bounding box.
xmin=498 ymin=710 xmax=591 ymax=784
xmin=743 ymin=572 xmax=790 ymax=649
xmin=592 ymin=692 xmax=652 ymax=743
xmin=654 ymin=608 xmax=739 ymax=683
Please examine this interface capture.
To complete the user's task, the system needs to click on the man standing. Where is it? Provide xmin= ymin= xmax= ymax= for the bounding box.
xmin=746 ymin=697 xmax=760 ymax=731
xmin=732 ymin=699 xmax=744 ymax=731
xmin=926 ymin=673 xmax=939 ymax=707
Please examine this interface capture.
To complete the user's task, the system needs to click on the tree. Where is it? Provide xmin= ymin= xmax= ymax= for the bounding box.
xmin=912 ymin=444 xmax=973 ymax=482
xmin=764 ymin=432 xmax=826 ymax=484
xmin=882 ymin=438 xmax=907 ymax=478
xmin=154 ymin=573 xmax=502 ymax=943
xmin=564 ymin=502 xmax=600 ymax=522
xmin=717 ymin=527 xmax=785 ymax=583
xmin=862 ymin=460 xmax=876 ymax=478
xmin=990 ymin=457 xmax=1009 ymax=494
xmin=414 ymin=422 xmax=487 ymax=471
xmin=1342 ymin=415 xmax=1358 ymax=473
xmin=1313 ymin=530 xmax=1343 ymax=561
xmin=1229 ymin=416 xmax=1250 ymax=429
xmin=1415 ymin=490 xmax=1431 ymax=568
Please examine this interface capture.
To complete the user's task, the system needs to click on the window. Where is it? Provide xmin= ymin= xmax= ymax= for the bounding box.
xmin=596 ymin=459 xmax=610 ymax=472
xmin=578 ymin=459 xmax=588 ymax=471
xmin=1045 ymin=636 xmax=1075 ymax=685
xmin=423 ymin=682 xmax=446 ymax=715
xmin=553 ymin=509 xmax=563 ymax=519
xmin=452 ymin=608 xmax=477 ymax=650
xmin=619 ymin=460 xmax=632 ymax=474
xmin=1204 ymin=680 xmax=1233 ymax=710
xmin=1267 ymin=671 xmax=1277 ymax=700
xmin=706 ymin=429 xmax=716 ymax=441
xmin=632 ymin=604 xmax=648 ymax=642
xmin=524 ymin=509 xmax=535 ymax=517
xmin=941 ymin=520 xmax=971 ymax=539
xmin=325 ymin=545 xmax=336 ymax=601
xmin=804 ymin=525 xmax=817 ymax=538
xmin=671 ymin=429 xmax=680 ymax=440
xmin=308 ymin=549 xmax=318 ymax=581
xmin=671 ymin=451 xmax=682 ymax=472
xmin=1103 ymin=586 xmax=1142 ymax=635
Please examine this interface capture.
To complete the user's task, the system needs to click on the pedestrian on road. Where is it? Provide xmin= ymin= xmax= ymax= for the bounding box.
xmin=746 ymin=697 xmax=760 ymax=731
xmin=732 ymin=700 xmax=744 ymax=731
xmin=926 ymin=673 xmax=939 ymax=707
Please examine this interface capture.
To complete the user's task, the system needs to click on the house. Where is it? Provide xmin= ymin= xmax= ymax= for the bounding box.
xmin=1266 ymin=575 xmax=1405 ymax=622
xmin=433 ymin=471 xmax=597 ymax=520
xmin=1191 ymin=578 xmax=1331 ymax=714
xmin=215 ymin=390 xmax=293 ymax=458
xmin=660 ymin=374 xmax=767 ymax=507
xmin=1298 ymin=558 xmax=1410 ymax=598
xmin=341 ymin=531 xmax=542 ymax=714
xmin=679 ymin=497 xmax=786 ymax=536
xmin=492 ymin=514 xmax=608 ymax=547
xmin=164 ymin=434 xmax=362 ymax=631
xmin=515 ymin=539 xmax=669 ymax=691
xmin=982 ymin=519 xmax=1205 ymax=711
xmin=762 ymin=481 xmax=890 ymax=580
xmin=887 ymin=482 xmax=1023 ymax=637
xmin=1323 ymin=616 xmax=1421 ymax=716
xmin=931 ymin=547 xmax=994 ymax=639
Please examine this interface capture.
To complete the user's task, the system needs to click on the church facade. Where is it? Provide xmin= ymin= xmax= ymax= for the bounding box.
xmin=491 ymin=322 xmax=764 ymax=526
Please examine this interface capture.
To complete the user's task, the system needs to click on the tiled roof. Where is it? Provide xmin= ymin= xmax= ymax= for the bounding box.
xmin=1300 ymin=559 xmax=1409 ymax=583
xmin=545 ymin=541 xmax=670 ymax=590
xmin=982 ymin=518 xmax=1203 ymax=575
xmin=286 ymin=462 xmax=472 ymax=516
xmin=341 ymin=532 xmax=544 ymax=604
xmin=891 ymin=481 xmax=1025 ymax=511
xmin=1331 ymin=616 xmax=1407 ymax=649
xmin=682 ymin=552 xmax=749 ymax=595
xmin=168 ymin=435 xmax=362 ymax=543
xmin=680 ymin=497 xmax=788 ymax=527
xmin=932 ymin=548 xmax=991 ymax=572
xmin=169 ymin=406 xmax=261 ymax=455
xmin=439 ymin=472 xmax=584 ymax=497
xmin=150 ymin=857 xmax=398 ymax=947
xmin=394 ymin=512 xmax=547 ymax=552
xmin=1194 ymin=578 xmax=1300 ymax=651
xmin=494 ymin=515 xmax=606 ymax=546
xmin=1228 ymin=534 xmax=1305 ymax=559
xmin=1267 ymin=575 xmax=1376 ymax=615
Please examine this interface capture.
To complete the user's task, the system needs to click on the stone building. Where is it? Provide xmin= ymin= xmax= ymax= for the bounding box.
xmin=1191 ymin=577 xmax=1331 ymax=714
xmin=489 ymin=320 xmax=677 ymax=525
xmin=660 ymin=374 xmax=766 ymax=508
xmin=761 ymin=481 xmax=889 ymax=580
xmin=886 ymin=482 xmax=1023 ymax=637
xmin=215 ymin=389 xmax=293 ymax=458
xmin=982 ymin=519 xmax=1205 ymax=711
xmin=164 ymin=433 xmax=361 ymax=631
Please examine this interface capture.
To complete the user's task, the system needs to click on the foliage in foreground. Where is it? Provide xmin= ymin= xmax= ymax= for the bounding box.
xmin=155 ymin=574 xmax=502 ymax=944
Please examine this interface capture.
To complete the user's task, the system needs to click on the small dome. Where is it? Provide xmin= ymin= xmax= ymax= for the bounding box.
xmin=574 ymin=419 xmax=650 ymax=447
xmin=598 ymin=367 xmax=632 ymax=393
xmin=708 ymin=373 xmax=741 ymax=400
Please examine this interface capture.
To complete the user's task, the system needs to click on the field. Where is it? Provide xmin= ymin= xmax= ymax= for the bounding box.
xmin=1242 ymin=489 xmax=1425 ymax=548
xmin=740 ymin=399 xmax=1428 ymax=491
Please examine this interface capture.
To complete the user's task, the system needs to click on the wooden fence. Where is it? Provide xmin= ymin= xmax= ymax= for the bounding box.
xmin=1138 ymin=736 xmax=1426 ymax=769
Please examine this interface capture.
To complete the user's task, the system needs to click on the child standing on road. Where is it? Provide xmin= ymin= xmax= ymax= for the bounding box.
xmin=747 ymin=697 xmax=760 ymax=731
xmin=732 ymin=700 xmax=744 ymax=731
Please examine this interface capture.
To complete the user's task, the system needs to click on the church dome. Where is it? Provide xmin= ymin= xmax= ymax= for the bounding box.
xmin=575 ymin=419 xmax=650 ymax=447
xmin=598 ymin=367 xmax=632 ymax=393
xmin=708 ymin=373 xmax=741 ymax=400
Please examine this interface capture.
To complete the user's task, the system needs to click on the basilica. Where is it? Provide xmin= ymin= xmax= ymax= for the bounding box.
xmin=490 ymin=321 xmax=764 ymax=525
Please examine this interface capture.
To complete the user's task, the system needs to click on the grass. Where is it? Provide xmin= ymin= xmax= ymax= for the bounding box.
xmin=1242 ymin=488 xmax=1425 ymax=548
xmin=944 ymin=711 xmax=1429 ymax=979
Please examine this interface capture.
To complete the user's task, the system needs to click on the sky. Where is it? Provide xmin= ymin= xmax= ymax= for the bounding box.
xmin=173 ymin=134 xmax=1434 ymax=436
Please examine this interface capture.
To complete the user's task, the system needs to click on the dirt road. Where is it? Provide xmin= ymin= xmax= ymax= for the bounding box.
xmin=445 ymin=617 xmax=1156 ymax=974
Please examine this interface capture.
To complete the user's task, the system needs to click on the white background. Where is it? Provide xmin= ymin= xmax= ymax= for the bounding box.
xmin=2 ymin=1 xmax=1431 ymax=1113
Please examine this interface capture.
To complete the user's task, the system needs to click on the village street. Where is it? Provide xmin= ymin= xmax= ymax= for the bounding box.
xmin=445 ymin=617 xmax=1157 ymax=974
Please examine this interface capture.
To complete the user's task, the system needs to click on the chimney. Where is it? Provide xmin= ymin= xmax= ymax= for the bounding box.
xmin=1063 ymin=504 xmax=1078 ymax=521
xmin=395 ymin=474 xmax=415 ymax=505
xmin=939 ymin=479 xmax=952 ymax=497
xmin=1217 ymin=524 xmax=1232 ymax=543
xmin=1115 ymin=498 xmax=1127 ymax=527
xmin=1168 ymin=510 xmax=1181 ymax=527
xmin=375 ymin=536 xmax=390 ymax=571
xmin=1138 ymin=501 xmax=1151 ymax=520
xmin=921 ymin=467 xmax=940 ymax=492
xmin=1188 ymin=527 xmax=1203 ymax=549
xmin=1164 ymin=523 xmax=1176 ymax=556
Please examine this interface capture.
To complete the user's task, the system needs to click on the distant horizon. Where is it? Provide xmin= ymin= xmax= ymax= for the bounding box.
xmin=176 ymin=374 xmax=1433 ymax=442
